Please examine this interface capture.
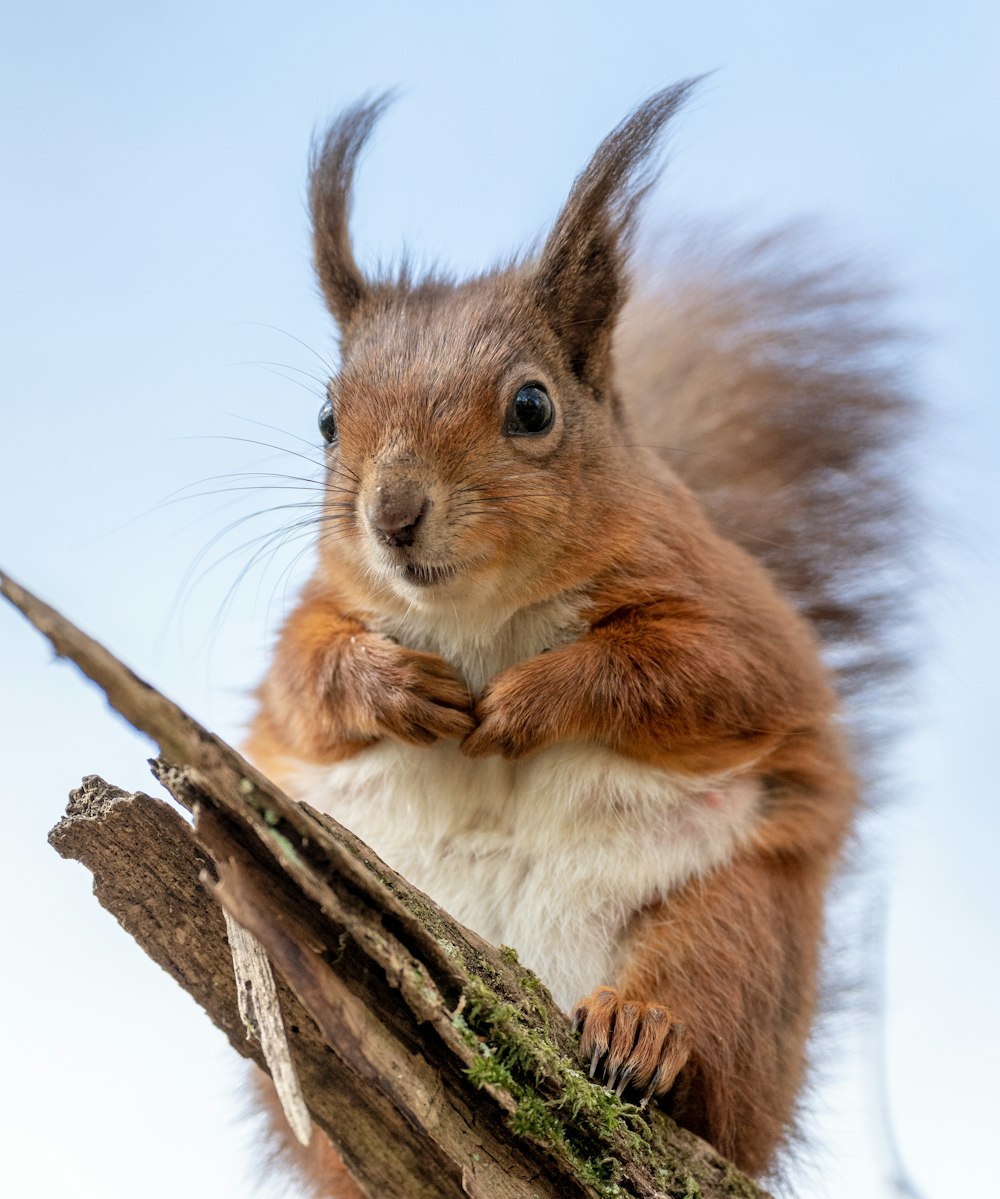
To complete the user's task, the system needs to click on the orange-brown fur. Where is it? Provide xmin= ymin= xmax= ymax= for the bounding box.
xmin=589 ymin=851 xmax=832 ymax=1177
xmin=245 ymin=84 xmax=913 ymax=1192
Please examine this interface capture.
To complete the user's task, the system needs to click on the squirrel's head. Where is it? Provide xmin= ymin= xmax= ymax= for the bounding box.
xmin=307 ymin=85 xmax=696 ymax=613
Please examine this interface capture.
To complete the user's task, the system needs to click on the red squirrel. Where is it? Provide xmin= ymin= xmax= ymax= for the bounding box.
xmin=246 ymin=82 xmax=912 ymax=1192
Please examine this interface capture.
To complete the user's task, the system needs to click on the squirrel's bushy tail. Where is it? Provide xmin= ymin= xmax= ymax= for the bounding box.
xmin=617 ymin=224 xmax=918 ymax=753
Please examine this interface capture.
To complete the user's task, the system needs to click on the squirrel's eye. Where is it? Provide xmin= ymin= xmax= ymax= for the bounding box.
xmin=318 ymin=397 xmax=338 ymax=444
xmin=506 ymin=384 xmax=554 ymax=436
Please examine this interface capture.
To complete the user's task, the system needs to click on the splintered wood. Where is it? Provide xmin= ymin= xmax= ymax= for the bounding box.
xmin=222 ymin=909 xmax=312 ymax=1146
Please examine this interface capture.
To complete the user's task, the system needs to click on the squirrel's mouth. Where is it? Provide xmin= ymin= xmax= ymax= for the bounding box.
xmin=401 ymin=560 xmax=461 ymax=588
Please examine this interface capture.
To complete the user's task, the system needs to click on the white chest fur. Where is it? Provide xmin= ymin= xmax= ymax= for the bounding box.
xmin=290 ymin=740 xmax=759 ymax=1011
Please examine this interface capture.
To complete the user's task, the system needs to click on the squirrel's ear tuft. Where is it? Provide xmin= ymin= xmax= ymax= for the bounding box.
xmin=309 ymin=94 xmax=393 ymax=328
xmin=535 ymin=80 xmax=700 ymax=387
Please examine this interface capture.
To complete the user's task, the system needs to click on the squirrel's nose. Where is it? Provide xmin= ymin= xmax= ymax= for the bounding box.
xmin=369 ymin=481 xmax=428 ymax=548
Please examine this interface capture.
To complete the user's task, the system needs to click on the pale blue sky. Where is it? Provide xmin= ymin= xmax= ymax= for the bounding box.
xmin=1 ymin=3 xmax=997 ymax=1196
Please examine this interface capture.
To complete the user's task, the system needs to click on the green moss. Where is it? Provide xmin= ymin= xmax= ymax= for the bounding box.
xmin=498 ymin=944 xmax=520 ymax=963
xmin=557 ymin=1069 xmax=648 ymax=1145
xmin=265 ymin=827 xmax=304 ymax=868
xmin=467 ymin=1046 xmax=517 ymax=1091
xmin=434 ymin=937 xmax=462 ymax=960
xmin=509 ymin=1091 xmax=567 ymax=1147
xmin=455 ymin=967 xmax=766 ymax=1199
xmin=450 ymin=1010 xmax=479 ymax=1050
xmin=326 ymin=931 xmax=349 ymax=964
xmin=474 ymin=952 xmax=507 ymax=989
xmin=460 ymin=976 xmax=663 ymax=1197
xmin=405 ymin=962 xmax=441 ymax=1008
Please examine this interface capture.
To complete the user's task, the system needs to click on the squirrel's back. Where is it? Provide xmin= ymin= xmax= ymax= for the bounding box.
xmin=616 ymin=227 xmax=916 ymax=734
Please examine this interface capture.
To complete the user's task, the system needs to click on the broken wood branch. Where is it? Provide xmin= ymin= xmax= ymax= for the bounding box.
xmin=4 ymin=568 xmax=768 ymax=1199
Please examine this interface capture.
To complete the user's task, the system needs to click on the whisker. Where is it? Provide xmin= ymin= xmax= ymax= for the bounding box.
xmin=240 ymin=363 xmax=326 ymax=403
xmin=233 ymin=360 xmax=330 ymax=388
xmin=234 ymin=321 xmax=336 ymax=374
xmin=230 ymin=411 xmax=332 ymax=455
xmin=172 ymin=433 xmax=328 ymax=473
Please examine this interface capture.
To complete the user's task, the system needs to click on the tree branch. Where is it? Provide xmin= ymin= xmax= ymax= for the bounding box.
xmin=3 ymin=568 xmax=768 ymax=1199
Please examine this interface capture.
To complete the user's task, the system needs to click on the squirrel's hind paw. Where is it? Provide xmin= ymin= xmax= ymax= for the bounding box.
xmin=573 ymin=986 xmax=692 ymax=1107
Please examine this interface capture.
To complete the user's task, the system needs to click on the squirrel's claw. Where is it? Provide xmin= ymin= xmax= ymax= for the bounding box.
xmin=574 ymin=986 xmax=692 ymax=1106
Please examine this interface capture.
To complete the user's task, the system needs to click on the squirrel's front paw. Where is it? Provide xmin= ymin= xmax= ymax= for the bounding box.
xmin=573 ymin=987 xmax=692 ymax=1107
xmin=461 ymin=644 xmax=595 ymax=759
xmin=460 ymin=669 xmax=551 ymax=759
xmin=358 ymin=640 xmax=475 ymax=745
